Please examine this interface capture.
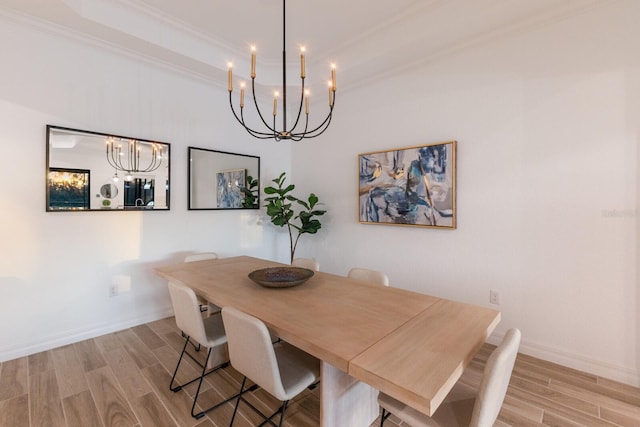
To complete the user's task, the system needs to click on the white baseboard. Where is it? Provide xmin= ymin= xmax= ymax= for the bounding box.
xmin=487 ymin=332 xmax=640 ymax=388
xmin=0 ymin=306 xmax=174 ymax=363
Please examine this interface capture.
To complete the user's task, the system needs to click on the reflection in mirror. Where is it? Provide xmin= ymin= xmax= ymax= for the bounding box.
xmin=188 ymin=147 xmax=260 ymax=210
xmin=46 ymin=125 xmax=170 ymax=211
xmin=100 ymin=183 xmax=118 ymax=199
xmin=48 ymin=167 xmax=90 ymax=210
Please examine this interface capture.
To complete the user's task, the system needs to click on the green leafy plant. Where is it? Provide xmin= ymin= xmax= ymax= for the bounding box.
xmin=264 ymin=172 xmax=326 ymax=263
xmin=241 ymin=175 xmax=259 ymax=208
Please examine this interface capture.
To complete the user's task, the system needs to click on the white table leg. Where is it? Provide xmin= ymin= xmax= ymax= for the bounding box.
xmin=320 ymin=361 xmax=378 ymax=427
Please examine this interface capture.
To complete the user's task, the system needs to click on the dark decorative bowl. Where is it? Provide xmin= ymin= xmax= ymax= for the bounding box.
xmin=248 ymin=267 xmax=314 ymax=288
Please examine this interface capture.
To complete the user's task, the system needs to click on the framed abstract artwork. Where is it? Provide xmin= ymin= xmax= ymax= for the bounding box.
xmin=216 ymin=168 xmax=246 ymax=208
xmin=358 ymin=141 xmax=456 ymax=229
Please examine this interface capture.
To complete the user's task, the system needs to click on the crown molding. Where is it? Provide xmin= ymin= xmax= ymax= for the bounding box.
xmin=0 ymin=0 xmax=611 ymax=96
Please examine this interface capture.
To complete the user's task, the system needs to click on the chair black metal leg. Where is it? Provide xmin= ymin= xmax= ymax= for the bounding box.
xmin=229 ymin=376 xmax=247 ymax=427
xmin=253 ymin=399 xmax=290 ymax=427
xmin=191 ymin=347 xmax=213 ymax=418
xmin=180 ymin=330 xmax=201 ymax=351
xmin=171 ymin=333 xmax=249 ymax=419
xmin=277 ymin=400 xmax=288 ymax=427
xmin=171 ymin=334 xmax=230 ymax=391
xmin=380 ymin=408 xmax=391 ymax=427
xmin=231 ymin=376 xmax=289 ymax=427
xmin=169 ymin=334 xmax=190 ymax=392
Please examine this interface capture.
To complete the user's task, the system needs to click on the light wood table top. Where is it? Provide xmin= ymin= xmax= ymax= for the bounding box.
xmin=349 ymin=298 xmax=501 ymax=416
xmin=155 ymin=256 xmax=500 ymax=417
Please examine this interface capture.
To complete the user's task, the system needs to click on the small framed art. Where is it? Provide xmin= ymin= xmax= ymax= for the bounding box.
xmin=358 ymin=141 xmax=456 ymax=229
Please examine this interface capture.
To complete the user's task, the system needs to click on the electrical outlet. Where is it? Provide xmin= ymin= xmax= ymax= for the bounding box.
xmin=110 ymin=275 xmax=131 ymax=296
xmin=489 ymin=290 xmax=501 ymax=305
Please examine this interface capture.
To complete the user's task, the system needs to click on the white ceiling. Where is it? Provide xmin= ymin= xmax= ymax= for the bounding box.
xmin=0 ymin=0 xmax=605 ymax=90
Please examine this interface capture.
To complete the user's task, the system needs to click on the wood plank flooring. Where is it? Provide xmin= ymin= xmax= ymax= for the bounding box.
xmin=1 ymin=316 xmax=638 ymax=427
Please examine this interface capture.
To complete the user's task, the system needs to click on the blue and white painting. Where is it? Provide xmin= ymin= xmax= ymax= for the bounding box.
xmin=359 ymin=141 xmax=456 ymax=228
xmin=216 ymin=169 xmax=246 ymax=208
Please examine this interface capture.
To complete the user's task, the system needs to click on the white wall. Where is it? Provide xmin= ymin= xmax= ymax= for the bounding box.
xmin=0 ymin=16 xmax=293 ymax=361
xmin=293 ymin=1 xmax=640 ymax=386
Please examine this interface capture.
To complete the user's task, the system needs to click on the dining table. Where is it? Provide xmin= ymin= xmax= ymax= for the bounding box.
xmin=155 ymin=256 xmax=500 ymax=426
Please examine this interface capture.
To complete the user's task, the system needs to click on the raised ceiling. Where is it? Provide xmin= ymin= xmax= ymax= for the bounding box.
xmin=0 ymin=0 xmax=605 ymax=91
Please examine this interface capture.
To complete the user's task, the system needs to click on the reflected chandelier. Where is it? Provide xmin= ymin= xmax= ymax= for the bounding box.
xmin=228 ymin=0 xmax=336 ymax=141
xmin=105 ymin=137 xmax=165 ymax=181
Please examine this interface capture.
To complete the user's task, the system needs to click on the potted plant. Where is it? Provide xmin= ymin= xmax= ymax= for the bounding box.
xmin=241 ymin=175 xmax=259 ymax=208
xmin=264 ymin=172 xmax=326 ymax=263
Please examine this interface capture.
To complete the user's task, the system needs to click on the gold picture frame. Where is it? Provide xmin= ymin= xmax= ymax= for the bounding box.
xmin=358 ymin=141 xmax=456 ymax=229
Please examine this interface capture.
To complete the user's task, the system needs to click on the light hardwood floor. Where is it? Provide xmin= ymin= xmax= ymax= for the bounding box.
xmin=1 ymin=316 xmax=639 ymax=427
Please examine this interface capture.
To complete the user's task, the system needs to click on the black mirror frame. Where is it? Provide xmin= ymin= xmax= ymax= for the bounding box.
xmin=188 ymin=146 xmax=260 ymax=210
xmin=46 ymin=125 xmax=171 ymax=212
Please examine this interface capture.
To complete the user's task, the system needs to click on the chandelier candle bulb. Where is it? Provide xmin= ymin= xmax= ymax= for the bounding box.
xmin=331 ymin=63 xmax=336 ymax=91
xmin=305 ymin=90 xmax=309 ymax=114
xmin=250 ymin=46 xmax=256 ymax=78
xmin=240 ymin=83 xmax=245 ymax=108
xmin=300 ymin=47 xmax=306 ymax=78
xmin=227 ymin=63 xmax=233 ymax=92
xmin=273 ymin=92 xmax=278 ymax=116
xmin=328 ymin=81 xmax=333 ymax=106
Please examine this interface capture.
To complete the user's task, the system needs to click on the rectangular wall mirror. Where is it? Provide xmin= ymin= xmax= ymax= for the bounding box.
xmin=46 ymin=125 xmax=171 ymax=211
xmin=188 ymin=147 xmax=260 ymax=210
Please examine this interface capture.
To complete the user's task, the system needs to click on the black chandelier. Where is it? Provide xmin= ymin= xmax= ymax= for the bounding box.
xmin=228 ymin=0 xmax=336 ymax=141
xmin=105 ymin=137 xmax=165 ymax=180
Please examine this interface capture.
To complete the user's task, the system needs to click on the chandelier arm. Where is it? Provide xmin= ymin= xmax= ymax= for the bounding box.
xmin=106 ymin=151 xmax=119 ymax=170
xmin=295 ymin=97 xmax=335 ymax=136
xmin=251 ymin=79 xmax=278 ymax=133
xmin=139 ymin=161 xmax=161 ymax=173
xmin=150 ymin=147 xmax=163 ymax=171
xmin=296 ymin=113 xmax=333 ymax=139
xmin=228 ymin=91 xmax=245 ymax=125
xmin=127 ymin=141 xmax=135 ymax=173
xmin=292 ymin=102 xmax=334 ymax=138
xmin=129 ymin=141 xmax=135 ymax=172
xmin=240 ymin=108 xmax=276 ymax=139
xmin=240 ymin=120 xmax=281 ymax=139
xmin=229 ymin=92 xmax=276 ymax=138
xmin=139 ymin=145 xmax=159 ymax=172
xmin=290 ymin=114 xmax=309 ymax=141
xmin=134 ymin=141 xmax=141 ymax=172
xmin=150 ymin=146 xmax=162 ymax=171
xmin=287 ymin=78 xmax=306 ymax=133
xmin=273 ymin=115 xmax=281 ymax=141
xmin=115 ymin=146 xmax=126 ymax=170
xmin=107 ymin=146 xmax=126 ymax=171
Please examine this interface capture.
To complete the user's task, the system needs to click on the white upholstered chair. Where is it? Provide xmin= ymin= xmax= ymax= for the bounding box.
xmin=347 ymin=267 xmax=389 ymax=287
xmin=221 ymin=306 xmax=320 ymax=427
xmin=167 ymin=282 xmax=250 ymax=419
xmin=184 ymin=252 xmax=219 ymax=263
xmin=291 ymin=257 xmax=320 ymax=271
xmin=378 ymin=328 xmax=521 ymax=427
xmin=184 ymin=252 xmax=220 ymax=313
